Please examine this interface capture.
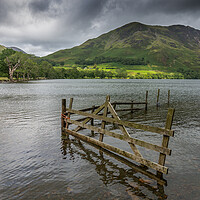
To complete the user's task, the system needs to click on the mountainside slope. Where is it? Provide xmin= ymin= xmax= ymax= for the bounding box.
xmin=0 ymin=45 xmax=26 ymax=54
xmin=45 ymin=22 xmax=200 ymax=72
xmin=7 ymin=47 xmax=27 ymax=54
xmin=0 ymin=45 xmax=6 ymax=53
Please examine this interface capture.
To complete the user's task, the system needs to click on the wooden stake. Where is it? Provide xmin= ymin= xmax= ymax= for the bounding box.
xmin=113 ymin=102 xmax=116 ymax=110
xmin=66 ymin=98 xmax=73 ymax=129
xmin=131 ymin=100 xmax=134 ymax=113
xmin=145 ymin=91 xmax=148 ymax=111
xmin=91 ymin=105 xmax=95 ymax=135
xmin=157 ymin=89 xmax=160 ymax=107
xmin=99 ymin=96 xmax=110 ymax=142
xmin=157 ymin=108 xmax=175 ymax=177
xmin=168 ymin=90 xmax=170 ymax=105
xmin=61 ymin=99 xmax=66 ymax=131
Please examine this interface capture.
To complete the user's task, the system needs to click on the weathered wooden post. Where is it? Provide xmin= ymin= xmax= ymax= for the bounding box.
xmin=91 ymin=105 xmax=95 ymax=135
xmin=66 ymin=98 xmax=73 ymax=129
xmin=61 ymin=99 xmax=66 ymax=131
xmin=168 ymin=90 xmax=170 ymax=105
xmin=131 ymin=100 xmax=134 ymax=113
xmin=157 ymin=89 xmax=160 ymax=107
xmin=99 ymin=96 xmax=110 ymax=142
xmin=113 ymin=102 xmax=116 ymax=110
xmin=157 ymin=108 xmax=175 ymax=177
xmin=145 ymin=91 xmax=148 ymax=111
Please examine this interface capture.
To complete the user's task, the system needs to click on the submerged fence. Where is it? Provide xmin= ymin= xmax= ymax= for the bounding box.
xmin=61 ymin=94 xmax=175 ymax=175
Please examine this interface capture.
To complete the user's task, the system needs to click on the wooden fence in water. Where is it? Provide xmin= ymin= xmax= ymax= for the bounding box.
xmin=61 ymin=94 xmax=175 ymax=175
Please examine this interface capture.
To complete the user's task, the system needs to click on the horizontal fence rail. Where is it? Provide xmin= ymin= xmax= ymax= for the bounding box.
xmin=65 ymin=108 xmax=174 ymax=137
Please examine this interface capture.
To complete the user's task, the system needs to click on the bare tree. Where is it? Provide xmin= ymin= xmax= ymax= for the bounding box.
xmin=6 ymin=57 xmax=21 ymax=82
xmin=5 ymin=52 xmax=25 ymax=82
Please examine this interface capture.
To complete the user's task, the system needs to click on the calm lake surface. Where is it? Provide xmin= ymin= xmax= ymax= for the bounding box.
xmin=0 ymin=79 xmax=200 ymax=200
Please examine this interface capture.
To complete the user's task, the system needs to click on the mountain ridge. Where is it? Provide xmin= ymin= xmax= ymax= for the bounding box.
xmin=0 ymin=45 xmax=26 ymax=54
xmin=44 ymin=22 xmax=200 ymax=73
xmin=7 ymin=47 xmax=27 ymax=54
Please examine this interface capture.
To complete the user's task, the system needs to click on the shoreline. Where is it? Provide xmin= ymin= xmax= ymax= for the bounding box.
xmin=0 ymin=77 xmax=199 ymax=83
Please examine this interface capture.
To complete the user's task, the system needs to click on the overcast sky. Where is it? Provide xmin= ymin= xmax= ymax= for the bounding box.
xmin=0 ymin=0 xmax=200 ymax=56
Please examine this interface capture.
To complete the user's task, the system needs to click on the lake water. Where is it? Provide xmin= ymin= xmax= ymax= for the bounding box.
xmin=0 ymin=79 xmax=200 ymax=200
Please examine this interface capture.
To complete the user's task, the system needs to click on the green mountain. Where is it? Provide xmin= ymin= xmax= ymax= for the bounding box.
xmin=46 ymin=22 xmax=200 ymax=72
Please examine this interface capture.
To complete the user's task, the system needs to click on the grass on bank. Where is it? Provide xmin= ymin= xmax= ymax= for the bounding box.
xmin=0 ymin=77 xmax=9 ymax=81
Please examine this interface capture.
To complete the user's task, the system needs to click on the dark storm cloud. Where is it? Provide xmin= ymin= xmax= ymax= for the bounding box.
xmin=0 ymin=0 xmax=17 ymax=24
xmin=57 ymin=0 xmax=109 ymax=31
xmin=29 ymin=0 xmax=52 ymax=13
xmin=0 ymin=1 xmax=7 ymax=22
xmin=102 ymin=0 xmax=200 ymax=16
xmin=72 ymin=0 xmax=108 ymax=22
xmin=0 ymin=0 xmax=200 ymax=56
xmin=144 ymin=0 xmax=200 ymax=14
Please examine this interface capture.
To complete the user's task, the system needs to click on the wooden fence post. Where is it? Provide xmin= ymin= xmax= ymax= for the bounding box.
xmin=145 ymin=91 xmax=148 ymax=111
xmin=91 ymin=105 xmax=95 ymax=135
xmin=99 ymin=96 xmax=110 ymax=142
xmin=157 ymin=108 xmax=175 ymax=176
xmin=66 ymin=98 xmax=73 ymax=129
xmin=157 ymin=89 xmax=160 ymax=107
xmin=61 ymin=99 xmax=66 ymax=131
xmin=113 ymin=102 xmax=116 ymax=110
xmin=131 ymin=100 xmax=134 ymax=113
xmin=168 ymin=90 xmax=170 ymax=105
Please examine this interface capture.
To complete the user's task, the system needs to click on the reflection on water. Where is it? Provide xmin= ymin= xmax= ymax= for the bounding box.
xmin=0 ymin=79 xmax=200 ymax=200
xmin=61 ymin=137 xmax=167 ymax=199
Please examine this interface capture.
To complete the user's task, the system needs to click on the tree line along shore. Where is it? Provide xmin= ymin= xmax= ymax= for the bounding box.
xmin=0 ymin=49 xmax=199 ymax=82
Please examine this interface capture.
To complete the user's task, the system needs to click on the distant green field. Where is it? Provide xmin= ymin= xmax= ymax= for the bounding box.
xmin=53 ymin=63 xmax=176 ymax=78
xmin=54 ymin=66 xmax=73 ymax=69
xmin=88 ymin=63 xmax=168 ymax=75
xmin=127 ymin=70 xmax=162 ymax=75
xmin=0 ymin=77 xmax=9 ymax=81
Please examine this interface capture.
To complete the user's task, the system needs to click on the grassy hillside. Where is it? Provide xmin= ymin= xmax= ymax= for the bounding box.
xmin=45 ymin=22 xmax=200 ymax=73
xmin=0 ymin=45 xmax=6 ymax=53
